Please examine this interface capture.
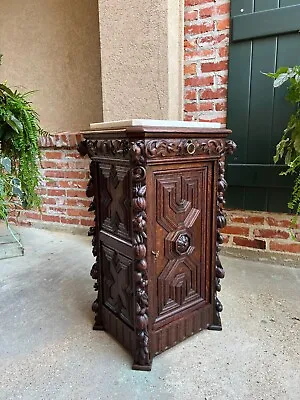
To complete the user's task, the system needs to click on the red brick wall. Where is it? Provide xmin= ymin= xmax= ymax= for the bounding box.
xmin=11 ymin=133 xmax=94 ymax=231
xmin=223 ymin=210 xmax=300 ymax=255
xmin=184 ymin=0 xmax=230 ymax=125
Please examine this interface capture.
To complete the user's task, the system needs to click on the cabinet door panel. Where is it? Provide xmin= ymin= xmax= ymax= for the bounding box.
xmin=149 ymin=163 xmax=213 ymax=324
xmin=97 ymin=162 xmax=132 ymax=242
xmin=101 ymin=244 xmax=134 ymax=328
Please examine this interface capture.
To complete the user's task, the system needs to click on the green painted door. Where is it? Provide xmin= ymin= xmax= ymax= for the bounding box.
xmin=227 ymin=0 xmax=300 ymax=212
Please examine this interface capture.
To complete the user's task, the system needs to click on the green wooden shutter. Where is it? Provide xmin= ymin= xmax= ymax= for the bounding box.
xmin=226 ymin=0 xmax=300 ymax=212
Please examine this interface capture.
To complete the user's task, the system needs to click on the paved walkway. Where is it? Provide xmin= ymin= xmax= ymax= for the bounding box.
xmin=0 ymin=227 xmax=299 ymax=400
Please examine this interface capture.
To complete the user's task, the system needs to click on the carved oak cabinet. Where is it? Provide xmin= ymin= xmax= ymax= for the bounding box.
xmin=78 ymin=120 xmax=235 ymax=371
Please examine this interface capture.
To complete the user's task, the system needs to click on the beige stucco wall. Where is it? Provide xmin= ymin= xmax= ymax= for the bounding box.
xmin=98 ymin=0 xmax=184 ymax=122
xmin=0 ymin=0 xmax=102 ymax=133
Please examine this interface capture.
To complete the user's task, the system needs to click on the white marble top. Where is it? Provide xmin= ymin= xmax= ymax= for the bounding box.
xmin=90 ymin=119 xmax=221 ymax=130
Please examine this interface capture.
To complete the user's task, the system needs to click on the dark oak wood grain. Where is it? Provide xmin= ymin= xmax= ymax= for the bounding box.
xmin=78 ymin=124 xmax=235 ymax=371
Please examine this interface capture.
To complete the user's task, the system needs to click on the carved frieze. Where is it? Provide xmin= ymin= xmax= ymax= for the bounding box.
xmin=145 ymin=138 xmax=225 ymax=159
xmin=80 ymin=137 xmax=229 ymax=161
xmin=81 ymin=139 xmax=130 ymax=159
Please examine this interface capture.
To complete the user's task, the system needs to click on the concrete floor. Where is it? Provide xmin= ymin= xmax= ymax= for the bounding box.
xmin=0 ymin=227 xmax=299 ymax=400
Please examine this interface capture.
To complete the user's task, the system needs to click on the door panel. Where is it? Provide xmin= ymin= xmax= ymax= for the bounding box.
xmin=148 ymin=163 xmax=213 ymax=325
xmin=227 ymin=0 xmax=300 ymax=212
xmin=98 ymin=162 xmax=132 ymax=241
xmin=231 ymin=0 xmax=254 ymax=16
xmin=102 ymin=244 xmax=134 ymax=328
xmin=247 ymin=37 xmax=277 ymax=164
xmin=281 ymin=0 xmax=300 ymax=7
xmin=255 ymin=0 xmax=278 ymax=12
xmin=271 ymin=34 xmax=300 ymax=157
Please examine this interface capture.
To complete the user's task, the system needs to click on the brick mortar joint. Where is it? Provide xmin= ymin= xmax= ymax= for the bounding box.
xmin=184 ymin=27 xmax=230 ymax=35
xmin=225 ymin=222 xmax=293 ymax=232
xmin=184 ymin=14 xmax=230 ymax=25
xmin=185 ymin=1 xmax=229 ymax=11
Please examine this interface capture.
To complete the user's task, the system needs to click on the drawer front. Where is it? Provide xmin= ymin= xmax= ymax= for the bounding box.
xmin=147 ymin=162 xmax=215 ymax=327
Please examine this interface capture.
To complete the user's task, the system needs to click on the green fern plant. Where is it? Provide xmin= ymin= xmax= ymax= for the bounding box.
xmin=264 ymin=66 xmax=300 ymax=224
xmin=0 ymin=54 xmax=43 ymax=220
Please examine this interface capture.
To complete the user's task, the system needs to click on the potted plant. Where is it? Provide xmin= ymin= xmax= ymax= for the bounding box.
xmin=0 ymin=54 xmax=43 ymax=226
xmin=265 ymin=66 xmax=300 ymax=231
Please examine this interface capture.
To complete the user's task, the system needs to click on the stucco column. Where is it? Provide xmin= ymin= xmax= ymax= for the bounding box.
xmin=98 ymin=0 xmax=184 ymax=121
xmin=0 ymin=0 xmax=102 ymax=133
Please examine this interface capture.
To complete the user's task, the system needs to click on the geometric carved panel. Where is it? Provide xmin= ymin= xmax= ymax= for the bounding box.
xmin=102 ymin=245 xmax=134 ymax=328
xmin=155 ymin=169 xmax=208 ymax=320
xmin=157 ymin=258 xmax=201 ymax=316
xmin=99 ymin=163 xmax=131 ymax=241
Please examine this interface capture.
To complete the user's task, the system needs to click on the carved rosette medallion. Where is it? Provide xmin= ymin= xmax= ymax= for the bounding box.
xmin=130 ymin=140 xmax=150 ymax=369
xmin=175 ymin=233 xmax=191 ymax=255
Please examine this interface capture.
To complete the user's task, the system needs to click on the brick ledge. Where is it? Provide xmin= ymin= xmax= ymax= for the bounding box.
xmin=39 ymin=132 xmax=83 ymax=149
xmin=221 ymin=246 xmax=300 ymax=269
